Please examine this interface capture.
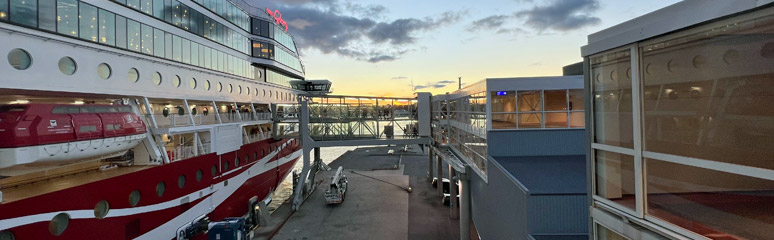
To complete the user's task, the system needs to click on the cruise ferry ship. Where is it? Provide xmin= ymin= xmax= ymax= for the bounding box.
xmin=0 ymin=0 xmax=322 ymax=239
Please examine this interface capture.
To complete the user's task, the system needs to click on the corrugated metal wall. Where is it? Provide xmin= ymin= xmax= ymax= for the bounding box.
xmin=527 ymin=194 xmax=589 ymax=235
xmin=471 ymin=159 xmax=529 ymax=240
xmin=487 ymin=129 xmax=585 ymax=157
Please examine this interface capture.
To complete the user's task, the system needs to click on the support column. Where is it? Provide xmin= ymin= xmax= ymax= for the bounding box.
xmin=436 ymin=155 xmax=443 ymax=198
xmin=314 ymin=147 xmax=321 ymax=163
xmin=211 ymin=101 xmax=222 ymax=124
xmin=427 ymin=147 xmax=434 ymax=182
xmin=292 ymin=100 xmax=311 ymax=211
xmin=449 ymin=165 xmax=458 ymax=219
xmin=271 ymin=104 xmax=278 ymax=139
xmin=183 ymin=99 xmax=195 ymax=126
xmin=460 ymin=166 xmax=471 ymax=240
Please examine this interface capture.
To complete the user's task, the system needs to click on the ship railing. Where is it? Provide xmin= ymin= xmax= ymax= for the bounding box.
xmin=219 ymin=113 xmax=240 ymax=123
xmin=167 ymin=142 xmax=212 ymax=162
xmin=147 ymin=114 xmax=219 ymax=128
xmin=244 ymin=133 xmax=272 ymax=144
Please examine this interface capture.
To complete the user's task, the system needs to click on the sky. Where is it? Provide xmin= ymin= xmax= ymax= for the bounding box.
xmin=261 ymin=0 xmax=682 ymax=97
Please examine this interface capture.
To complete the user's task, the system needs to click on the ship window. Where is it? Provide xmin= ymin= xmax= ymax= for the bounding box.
xmin=153 ymin=28 xmax=164 ymax=57
xmin=48 ymin=213 xmax=70 ymax=236
xmin=205 ymin=80 xmax=211 ymax=91
xmin=129 ymin=68 xmax=139 ymax=83
xmin=58 ymin=57 xmax=77 ymax=75
xmin=116 ymin=15 xmax=127 ymax=48
xmin=155 ymin=181 xmax=166 ymax=197
xmin=172 ymin=35 xmax=182 ymax=62
xmin=238 ymin=85 xmax=242 ymax=94
xmin=255 ymin=88 xmax=259 ymax=96
xmin=224 ymin=161 xmax=230 ymax=171
xmin=261 ymin=149 xmax=265 ymax=157
xmin=127 ymin=19 xmax=141 ymax=52
xmin=234 ymin=157 xmax=239 ymax=167
xmin=120 ymin=106 xmax=131 ymax=112
xmin=141 ymin=24 xmax=153 ymax=55
xmin=93 ymin=200 xmax=110 ymax=219
xmin=152 ymin=71 xmax=161 ymax=85
xmin=196 ymin=169 xmax=203 ymax=182
xmin=173 ymin=75 xmax=181 ymax=87
xmin=217 ymin=82 xmax=222 ymax=92
xmin=78 ymin=3 xmax=97 ymax=42
xmin=246 ymin=87 xmax=250 ymax=95
xmin=9 ymin=0 xmax=35 ymax=27
xmin=7 ymin=48 xmax=31 ymax=70
xmin=0 ymin=230 xmax=14 ymax=240
xmin=98 ymin=9 xmax=116 ymax=46
xmin=79 ymin=125 xmax=97 ymax=133
xmin=57 ymin=0 xmax=78 ymax=37
xmin=140 ymin=0 xmax=151 ymax=14
xmin=106 ymin=124 xmax=114 ymax=130
xmin=182 ymin=38 xmax=190 ymax=64
xmin=189 ymin=78 xmax=197 ymax=89
xmin=128 ymin=190 xmax=141 ymax=206
xmin=52 ymin=107 xmax=67 ymax=114
xmin=263 ymin=89 xmax=266 ymax=97
xmin=152 ymin=0 xmax=163 ymax=19
xmin=244 ymin=155 xmax=248 ymax=163
xmin=97 ymin=63 xmax=112 ymax=80
xmin=177 ymin=175 xmax=186 ymax=189
xmin=228 ymin=84 xmax=233 ymax=93
xmin=211 ymin=165 xmax=218 ymax=176
xmin=126 ymin=0 xmax=139 ymax=9
xmin=38 ymin=0 xmax=55 ymax=31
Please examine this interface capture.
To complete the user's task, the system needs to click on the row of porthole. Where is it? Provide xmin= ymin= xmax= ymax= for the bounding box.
xmin=0 ymin=140 xmax=296 ymax=238
xmin=6 ymin=48 xmax=298 ymax=101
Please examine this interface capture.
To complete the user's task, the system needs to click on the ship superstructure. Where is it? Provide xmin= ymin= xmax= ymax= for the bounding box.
xmin=0 ymin=0 xmax=310 ymax=239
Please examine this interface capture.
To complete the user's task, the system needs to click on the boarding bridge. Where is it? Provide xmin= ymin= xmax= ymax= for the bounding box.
xmin=291 ymin=93 xmax=433 ymax=210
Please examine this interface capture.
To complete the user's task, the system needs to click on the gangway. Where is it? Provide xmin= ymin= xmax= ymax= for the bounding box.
xmin=290 ymin=93 xmax=433 ymax=210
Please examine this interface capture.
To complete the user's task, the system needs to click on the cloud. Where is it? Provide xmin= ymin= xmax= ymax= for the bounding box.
xmin=467 ymin=15 xmax=511 ymax=32
xmin=515 ymin=0 xmax=601 ymax=32
xmin=413 ymin=85 xmax=429 ymax=90
xmin=437 ymin=80 xmax=456 ymax=84
xmin=391 ymin=76 xmax=408 ymax=80
xmin=413 ymin=80 xmax=457 ymax=91
xmin=266 ymin=1 xmax=464 ymax=63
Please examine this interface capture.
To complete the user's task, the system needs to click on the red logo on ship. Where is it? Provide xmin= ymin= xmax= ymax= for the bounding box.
xmin=266 ymin=8 xmax=289 ymax=32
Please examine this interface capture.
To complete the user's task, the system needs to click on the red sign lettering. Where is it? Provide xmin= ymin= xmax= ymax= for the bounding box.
xmin=266 ymin=8 xmax=289 ymax=32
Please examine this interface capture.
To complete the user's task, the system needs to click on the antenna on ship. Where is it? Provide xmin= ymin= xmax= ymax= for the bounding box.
xmin=458 ymin=77 xmax=462 ymax=90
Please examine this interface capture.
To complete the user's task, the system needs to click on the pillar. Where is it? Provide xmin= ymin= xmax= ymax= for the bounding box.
xmin=314 ymin=147 xmax=321 ymax=162
xmin=460 ymin=166 xmax=471 ymax=240
xmin=436 ymin=155 xmax=443 ymax=198
xmin=428 ymin=147 xmax=434 ymax=182
xmin=449 ymin=166 xmax=459 ymax=219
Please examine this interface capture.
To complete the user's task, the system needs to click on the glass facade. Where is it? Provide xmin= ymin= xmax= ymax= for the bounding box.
xmin=191 ymin=0 xmax=249 ymax=31
xmin=56 ymin=0 xmax=78 ymax=37
xmin=266 ymin=69 xmax=301 ymax=88
xmin=490 ymin=89 xmax=585 ymax=129
xmin=10 ymin=0 xmax=36 ymax=27
xmin=589 ymin=6 xmax=774 ymax=239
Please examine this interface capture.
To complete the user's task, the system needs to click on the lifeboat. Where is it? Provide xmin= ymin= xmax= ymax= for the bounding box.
xmin=0 ymin=104 xmax=147 ymax=168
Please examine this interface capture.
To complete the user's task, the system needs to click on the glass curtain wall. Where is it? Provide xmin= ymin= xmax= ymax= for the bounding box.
xmin=490 ymin=89 xmax=585 ymax=130
xmin=589 ymin=6 xmax=774 ymax=239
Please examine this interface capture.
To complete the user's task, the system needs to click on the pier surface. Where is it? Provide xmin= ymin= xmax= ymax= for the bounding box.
xmin=254 ymin=145 xmax=469 ymax=240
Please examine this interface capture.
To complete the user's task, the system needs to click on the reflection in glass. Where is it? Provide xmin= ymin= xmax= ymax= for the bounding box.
xmin=491 ymin=113 xmax=516 ymax=129
xmin=545 ymin=112 xmax=568 ymax=128
xmin=646 ymin=159 xmax=774 ymax=239
xmin=518 ymin=91 xmax=541 ymax=112
xmin=10 ymin=0 xmax=36 ymax=27
xmin=490 ymin=91 xmax=515 ymax=112
xmin=57 ymin=0 xmax=78 ymax=37
xmin=38 ymin=0 xmax=56 ymax=31
xmin=98 ymin=10 xmax=115 ymax=46
xmin=569 ymin=89 xmax=584 ymax=111
xmin=594 ymin=150 xmax=635 ymax=210
xmin=58 ymin=57 xmax=77 ymax=75
xmin=544 ymin=90 xmax=567 ymax=111
xmin=141 ymin=24 xmax=153 ymax=55
xmin=116 ymin=16 xmax=127 ymax=48
xmin=591 ymin=49 xmax=633 ymax=148
xmin=7 ymin=48 xmax=31 ymax=70
xmin=153 ymin=28 xmax=164 ymax=57
xmin=569 ymin=112 xmax=585 ymax=128
xmin=128 ymin=68 xmax=139 ymax=82
xmin=127 ymin=20 xmax=141 ymax=52
xmin=641 ymin=10 xmax=774 ymax=170
xmin=0 ymin=0 xmax=8 ymax=21
xmin=518 ymin=113 xmax=541 ymax=129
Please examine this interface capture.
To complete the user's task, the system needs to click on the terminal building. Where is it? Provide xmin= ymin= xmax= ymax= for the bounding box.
xmin=582 ymin=1 xmax=774 ymax=239
xmin=429 ymin=70 xmax=588 ymax=239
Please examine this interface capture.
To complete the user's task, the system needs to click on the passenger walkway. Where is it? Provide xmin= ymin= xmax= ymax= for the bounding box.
xmin=252 ymin=146 xmax=477 ymax=240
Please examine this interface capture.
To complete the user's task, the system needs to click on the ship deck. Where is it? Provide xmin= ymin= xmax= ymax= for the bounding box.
xmin=0 ymin=163 xmax=151 ymax=203
xmin=252 ymin=146 xmax=478 ymax=240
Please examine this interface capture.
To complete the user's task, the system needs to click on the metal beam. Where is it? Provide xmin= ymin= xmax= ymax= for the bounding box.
xmin=292 ymin=100 xmax=312 ymax=211
xmin=307 ymin=138 xmax=431 ymax=148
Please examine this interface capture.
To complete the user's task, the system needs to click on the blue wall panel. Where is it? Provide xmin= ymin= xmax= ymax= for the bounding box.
xmin=527 ymin=194 xmax=589 ymax=235
xmin=488 ymin=129 xmax=585 ymax=157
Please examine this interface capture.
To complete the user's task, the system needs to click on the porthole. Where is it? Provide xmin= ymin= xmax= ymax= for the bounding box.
xmin=191 ymin=108 xmax=198 ymax=115
xmin=7 ymin=48 xmax=32 ymax=70
xmin=190 ymin=78 xmax=197 ymax=89
xmin=244 ymin=155 xmax=248 ymax=163
xmin=152 ymin=71 xmax=162 ymax=85
xmin=58 ymin=57 xmax=77 ymax=75
xmin=205 ymin=80 xmax=211 ymax=91
xmin=97 ymin=63 xmax=112 ymax=79
xmin=275 ymin=91 xmax=278 ymax=100
xmin=269 ymin=91 xmax=272 ymax=97
xmin=129 ymin=68 xmax=140 ymax=83
xmin=261 ymin=149 xmax=265 ymax=157
xmin=246 ymin=87 xmax=250 ymax=95
xmin=0 ymin=231 xmax=14 ymax=240
xmin=723 ymin=50 xmax=739 ymax=65
xmin=692 ymin=55 xmax=707 ymax=68
xmin=156 ymin=182 xmax=166 ymax=197
xmin=228 ymin=84 xmax=233 ymax=93
xmin=224 ymin=161 xmax=230 ymax=171
xmin=196 ymin=169 xmax=203 ymax=182
xmin=253 ymin=152 xmax=258 ymax=160
xmin=48 ymin=213 xmax=70 ymax=236
xmin=211 ymin=165 xmax=218 ymax=176
xmin=667 ymin=59 xmax=678 ymax=72
xmin=234 ymin=157 xmax=240 ymax=167
xmin=263 ymin=89 xmax=266 ymax=97
xmin=94 ymin=200 xmax=110 ymax=219
xmin=178 ymin=175 xmax=186 ymax=189
xmin=238 ymin=85 xmax=242 ymax=94
xmin=128 ymin=190 xmax=141 ymax=206
xmin=173 ymin=75 xmax=181 ymax=87
xmin=255 ymin=88 xmax=259 ymax=96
